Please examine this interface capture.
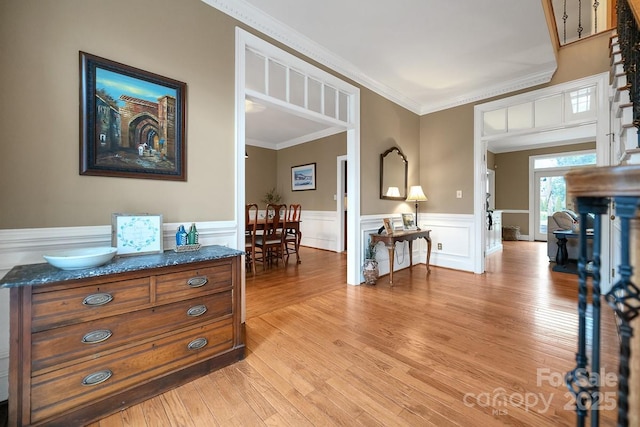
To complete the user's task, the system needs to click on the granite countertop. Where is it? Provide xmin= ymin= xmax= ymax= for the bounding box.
xmin=0 ymin=245 xmax=244 ymax=288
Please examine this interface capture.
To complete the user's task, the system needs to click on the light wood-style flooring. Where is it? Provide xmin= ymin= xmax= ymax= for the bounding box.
xmin=89 ymin=241 xmax=619 ymax=426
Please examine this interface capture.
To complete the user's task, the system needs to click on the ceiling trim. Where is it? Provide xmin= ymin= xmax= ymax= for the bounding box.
xmin=203 ymin=0 xmax=556 ymax=115
xmin=201 ymin=0 xmax=422 ymax=113
xmin=247 ymin=126 xmax=346 ymax=150
xmin=419 ymin=64 xmax=557 ymax=115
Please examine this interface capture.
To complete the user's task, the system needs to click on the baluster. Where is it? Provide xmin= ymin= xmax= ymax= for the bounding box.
xmin=566 ymin=197 xmax=609 ymax=426
xmin=605 ymin=197 xmax=640 ymax=427
xmin=565 ymin=165 xmax=640 ymax=427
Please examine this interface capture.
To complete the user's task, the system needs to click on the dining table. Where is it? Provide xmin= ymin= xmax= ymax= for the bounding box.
xmin=247 ymin=218 xmax=302 ymax=264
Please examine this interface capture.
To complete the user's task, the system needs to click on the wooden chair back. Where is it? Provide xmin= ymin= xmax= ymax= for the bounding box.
xmin=287 ymin=204 xmax=301 ymax=222
xmin=245 ymin=203 xmax=259 ymax=275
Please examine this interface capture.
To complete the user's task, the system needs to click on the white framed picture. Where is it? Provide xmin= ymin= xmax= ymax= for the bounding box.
xmin=112 ymin=213 xmax=163 ymax=255
xmin=402 ymin=213 xmax=417 ymax=230
xmin=291 ymin=163 xmax=316 ymax=191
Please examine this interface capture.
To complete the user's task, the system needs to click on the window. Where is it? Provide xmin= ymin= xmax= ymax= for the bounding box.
xmin=533 ymin=152 xmax=596 ymax=169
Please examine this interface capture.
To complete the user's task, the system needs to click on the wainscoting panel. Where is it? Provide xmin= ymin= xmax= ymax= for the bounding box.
xmin=360 ymin=213 xmax=476 ymax=281
xmin=421 ymin=213 xmax=475 ymax=272
xmin=298 ymin=210 xmax=339 ymax=252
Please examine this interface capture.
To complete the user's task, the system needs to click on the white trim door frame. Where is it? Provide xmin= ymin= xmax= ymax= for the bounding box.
xmin=474 ymin=72 xmax=611 ymax=276
xmin=235 ymin=28 xmax=361 ymax=285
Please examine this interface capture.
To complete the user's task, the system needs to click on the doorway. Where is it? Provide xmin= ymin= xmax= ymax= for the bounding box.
xmin=533 ymin=170 xmax=568 ymax=241
xmin=474 ymin=72 xmax=610 ymax=275
xmin=235 ymin=28 xmax=362 ymax=286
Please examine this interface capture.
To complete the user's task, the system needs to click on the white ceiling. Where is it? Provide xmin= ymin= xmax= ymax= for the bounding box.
xmin=203 ymin=0 xmax=558 ymax=149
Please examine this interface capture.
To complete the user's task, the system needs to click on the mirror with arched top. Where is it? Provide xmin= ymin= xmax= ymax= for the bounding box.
xmin=380 ymin=147 xmax=408 ymax=200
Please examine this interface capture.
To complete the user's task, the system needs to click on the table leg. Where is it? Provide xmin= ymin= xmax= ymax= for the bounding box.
xmin=409 ymin=241 xmax=414 ymax=271
xmin=387 ymin=244 xmax=395 ymax=285
xmin=426 ymin=236 xmax=432 ymax=275
xmin=296 ymin=229 xmax=302 ymax=264
xmin=555 ymin=235 xmax=568 ymax=266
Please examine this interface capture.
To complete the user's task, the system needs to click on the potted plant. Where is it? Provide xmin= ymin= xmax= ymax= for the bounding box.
xmin=261 ymin=187 xmax=282 ymax=205
xmin=362 ymin=240 xmax=379 ymax=285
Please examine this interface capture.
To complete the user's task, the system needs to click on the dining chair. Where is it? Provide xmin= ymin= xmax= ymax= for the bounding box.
xmin=245 ymin=203 xmax=259 ymax=275
xmin=255 ymin=203 xmax=287 ymax=269
xmin=285 ymin=204 xmax=301 ymax=264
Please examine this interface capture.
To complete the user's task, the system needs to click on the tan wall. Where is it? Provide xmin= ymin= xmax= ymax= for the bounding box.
xmin=494 ymin=142 xmax=596 ymax=235
xmin=275 ymin=132 xmax=347 ymax=210
xmin=487 ymin=151 xmax=496 ymax=171
xmin=0 ymin=0 xmax=237 ymax=228
xmin=0 ymin=0 xmax=419 ymax=229
xmin=420 ymin=105 xmax=475 ymax=214
xmin=418 ymin=30 xmax=611 ymax=215
xmin=360 ymin=90 xmax=421 ymax=215
xmin=245 ymin=146 xmax=278 ymax=205
xmin=550 ymin=31 xmax=612 ymax=85
xmin=0 ymin=0 xmax=611 ymax=228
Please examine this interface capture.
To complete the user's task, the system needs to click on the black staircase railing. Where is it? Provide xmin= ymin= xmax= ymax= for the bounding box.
xmin=555 ymin=0 xmax=605 ymax=44
xmin=617 ymin=0 xmax=640 ymax=148
xmin=564 ymin=166 xmax=640 ymax=427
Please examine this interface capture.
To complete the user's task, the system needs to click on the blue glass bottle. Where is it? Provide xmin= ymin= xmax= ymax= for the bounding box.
xmin=176 ymin=225 xmax=187 ymax=246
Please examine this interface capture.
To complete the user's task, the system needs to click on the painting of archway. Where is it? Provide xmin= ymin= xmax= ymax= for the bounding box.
xmin=80 ymin=52 xmax=186 ymax=181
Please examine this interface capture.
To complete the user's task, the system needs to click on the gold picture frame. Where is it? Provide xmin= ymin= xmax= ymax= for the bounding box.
xmin=383 ymin=218 xmax=393 ymax=235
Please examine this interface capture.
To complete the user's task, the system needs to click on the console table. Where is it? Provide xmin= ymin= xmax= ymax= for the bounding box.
xmin=370 ymin=229 xmax=431 ymax=285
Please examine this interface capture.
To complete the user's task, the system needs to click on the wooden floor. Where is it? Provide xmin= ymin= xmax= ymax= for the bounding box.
xmin=78 ymin=241 xmax=618 ymax=426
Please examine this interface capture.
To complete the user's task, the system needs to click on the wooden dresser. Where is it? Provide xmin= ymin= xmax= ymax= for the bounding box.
xmin=0 ymin=246 xmax=244 ymax=426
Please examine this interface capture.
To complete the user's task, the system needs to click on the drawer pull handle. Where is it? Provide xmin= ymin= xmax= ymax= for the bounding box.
xmin=187 ymin=276 xmax=208 ymax=288
xmin=187 ymin=305 xmax=207 ymax=317
xmin=82 ymin=293 xmax=113 ymax=306
xmin=187 ymin=337 xmax=208 ymax=350
xmin=81 ymin=369 xmax=112 ymax=386
xmin=82 ymin=329 xmax=113 ymax=344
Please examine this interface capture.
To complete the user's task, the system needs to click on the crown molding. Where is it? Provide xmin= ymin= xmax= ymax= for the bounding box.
xmin=202 ymin=0 xmax=555 ymax=115
xmin=419 ymin=64 xmax=557 ymax=115
xmin=202 ymin=0 xmax=422 ymax=113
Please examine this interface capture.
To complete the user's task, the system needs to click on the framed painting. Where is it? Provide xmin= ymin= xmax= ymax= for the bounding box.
xmin=80 ymin=52 xmax=187 ymax=181
xmin=112 ymin=213 xmax=164 ymax=256
xmin=402 ymin=213 xmax=417 ymax=230
xmin=383 ymin=218 xmax=394 ymax=235
xmin=291 ymin=163 xmax=316 ymax=191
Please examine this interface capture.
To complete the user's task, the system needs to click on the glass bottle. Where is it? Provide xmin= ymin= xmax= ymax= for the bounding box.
xmin=187 ymin=223 xmax=198 ymax=245
xmin=176 ymin=225 xmax=187 ymax=246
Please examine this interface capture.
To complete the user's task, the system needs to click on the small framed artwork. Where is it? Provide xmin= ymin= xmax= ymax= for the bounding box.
xmin=383 ymin=218 xmax=394 ymax=235
xmin=80 ymin=51 xmax=187 ymax=181
xmin=112 ymin=213 xmax=164 ymax=255
xmin=291 ymin=163 xmax=316 ymax=191
xmin=402 ymin=213 xmax=417 ymax=230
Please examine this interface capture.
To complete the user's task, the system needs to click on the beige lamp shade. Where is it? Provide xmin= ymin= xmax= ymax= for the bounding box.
xmin=406 ymin=186 xmax=427 ymax=202
xmin=386 ymin=186 xmax=401 ymax=197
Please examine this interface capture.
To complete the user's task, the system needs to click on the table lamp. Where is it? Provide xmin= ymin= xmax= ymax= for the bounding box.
xmin=406 ymin=185 xmax=427 ymax=228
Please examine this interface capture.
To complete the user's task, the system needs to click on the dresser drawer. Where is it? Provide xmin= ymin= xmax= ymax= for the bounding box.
xmin=155 ymin=262 xmax=232 ymax=301
xmin=31 ymin=290 xmax=233 ymax=373
xmin=30 ymin=318 xmax=234 ymax=424
xmin=31 ymin=277 xmax=151 ymax=331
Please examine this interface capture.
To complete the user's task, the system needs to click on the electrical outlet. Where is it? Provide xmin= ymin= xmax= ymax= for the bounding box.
xmin=437 ymin=243 xmax=442 ymax=250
